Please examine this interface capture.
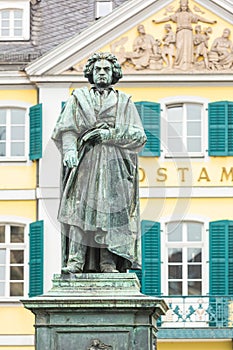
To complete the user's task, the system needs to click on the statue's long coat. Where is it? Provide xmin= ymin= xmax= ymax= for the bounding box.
xmin=52 ymin=87 xmax=146 ymax=268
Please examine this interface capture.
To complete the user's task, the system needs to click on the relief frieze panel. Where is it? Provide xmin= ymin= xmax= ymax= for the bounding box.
xmin=68 ymin=0 xmax=233 ymax=74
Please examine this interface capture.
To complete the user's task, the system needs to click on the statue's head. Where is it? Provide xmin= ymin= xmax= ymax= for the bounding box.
xmin=179 ymin=0 xmax=189 ymax=11
xmin=84 ymin=52 xmax=122 ymax=87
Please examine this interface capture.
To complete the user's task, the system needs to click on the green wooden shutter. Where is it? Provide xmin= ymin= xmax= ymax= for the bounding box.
xmin=141 ymin=220 xmax=161 ymax=296
xmin=135 ymin=101 xmax=161 ymax=156
xmin=208 ymin=101 xmax=233 ymax=156
xmin=209 ymin=220 xmax=233 ymax=295
xmin=29 ymin=220 xmax=44 ymax=297
xmin=29 ymin=103 xmax=42 ymax=160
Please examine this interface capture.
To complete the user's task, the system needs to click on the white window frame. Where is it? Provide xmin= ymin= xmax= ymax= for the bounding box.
xmin=160 ymin=96 xmax=209 ymax=159
xmin=0 ymin=1 xmax=30 ymax=41
xmin=0 ymin=101 xmax=30 ymax=162
xmin=95 ymin=0 xmax=113 ymax=19
xmin=0 ymin=218 xmax=30 ymax=301
xmin=160 ymin=216 xmax=209 ymax=297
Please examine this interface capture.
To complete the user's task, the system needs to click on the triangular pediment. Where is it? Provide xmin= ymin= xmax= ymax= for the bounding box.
xmin=26 ymin=0 xmax=233 ymax=78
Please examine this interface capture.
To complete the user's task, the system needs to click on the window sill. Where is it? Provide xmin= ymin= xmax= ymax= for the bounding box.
xmin=0 ymin=157 xmax=28 ymax=163
xmin=0 ymin=298 xmax=25 ymax=304
xmin=164 ymin=154 xmax=205 ymax=159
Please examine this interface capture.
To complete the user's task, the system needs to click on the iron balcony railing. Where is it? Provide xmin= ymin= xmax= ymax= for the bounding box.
xmin=159 ymin=295 xmax=233 ymax=328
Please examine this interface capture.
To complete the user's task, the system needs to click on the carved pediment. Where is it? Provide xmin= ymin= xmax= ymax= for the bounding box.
xmin=67 ymin=0 xmax=233 ymax=75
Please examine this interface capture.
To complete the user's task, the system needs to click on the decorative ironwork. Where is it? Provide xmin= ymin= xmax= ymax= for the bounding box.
xmin=159 ymin=296 xmax=233 ymax=328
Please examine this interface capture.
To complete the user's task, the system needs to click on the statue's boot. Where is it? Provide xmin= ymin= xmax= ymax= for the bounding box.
xmin=61 ymin=264 xmax=83 ymax=274
xmin=62 ymin=241 xmax=87 ymax=274
xmin=100 ymin=248 xmax=119 ymax=273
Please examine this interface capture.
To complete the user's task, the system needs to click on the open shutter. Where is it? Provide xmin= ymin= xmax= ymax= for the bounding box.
xmin=29 ymin=220 xmax=44 ymax=297
xmin=209 ymin=220 xmax=233 ymax=326
xmin=141 ymin=220 xmax=161 ymax=296
xmin=29 ymin=103 xmax=42 ymax=160
xmin=208 ymin=101 xmax=233 ymax=156
xmin=135 ymin=101 xmax=161 ymax=156
xmin=209 ymin=220 xmax=233 ymax=295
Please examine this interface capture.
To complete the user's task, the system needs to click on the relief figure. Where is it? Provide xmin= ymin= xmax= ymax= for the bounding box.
xmin=153 ymin=0 xmax=216 ymax=70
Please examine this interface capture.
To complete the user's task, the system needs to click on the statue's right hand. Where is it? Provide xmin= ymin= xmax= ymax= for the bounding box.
xmin=63 ymin=150 xmax=78 ymax=168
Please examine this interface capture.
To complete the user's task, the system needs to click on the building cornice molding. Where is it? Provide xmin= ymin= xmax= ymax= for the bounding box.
xmin=28 ymin=73 xmax=233 ymax=85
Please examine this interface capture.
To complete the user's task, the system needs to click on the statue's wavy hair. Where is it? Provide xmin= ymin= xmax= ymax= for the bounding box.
xmin=83 ymin=52 xmax=123 ymax=85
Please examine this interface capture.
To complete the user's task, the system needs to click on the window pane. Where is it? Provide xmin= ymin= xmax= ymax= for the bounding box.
xmin=167 ymin=222 xmax=182 ymax=241
xmin=0 ymin=249 xmax=6 ymax=264
xmin=0 ymin=110 xmax=6 ymax=123
xmin=187 ymin=223 xmax=202 ymax=241
xmin=10 ymin=250 xmax=24 ymax=264
xmin=168 ymin=122 xmax=182 ymax=137
xmin=0 ymin=143 xmax=6 ymax=156
xmin=97 ymin=2 xmax=112 ymax=16
xmin=0 ymin=126 xmax=6 ymax=140
xmin=11 ymin=126 xmax=25 ymax=140
xmin=188 ymin=248 xmax=202 ymax=262
xmin=0 ymin=282 xmax=5 ymax=296
xmin=14 ymin=20 xmax=22 ymax=27
xmin=10 ymin=282 xmax=23 ymax=296
xmin=2 ymin=20 xmax=9 ymax=28
xmin=187 ymin=122 xmax=201 ymax=136
xmin=187 ymin=104 xmax=202 ymax=120
xmin=14 ymin=10 xmax=23 ymax=19
xmin=168 ymin=248 xmax=182 ymax=262
xmin=169 ymin=281 xmax=182 ymax=295
xmin=188 ymin=281 xmax=201 ymax=295
xmin=1 ymin=11 xmax=10 ymax=19
xmin=168 ymin=137 xmax=183 ymax=152
xmin=11 ymin=142 xmax=24 ymax=156
xmin=10 ymin=266 xmax=24 ymax=280
xmin=167 ymin=106 xmax=183 ymax=121
xmin=0 ymin=266 xmax=5 ymax=279
xmin=10 ymin=226 xmax=24 ymax=243
xmin=188 ymin=265 xmax=201 ymax=279
xmin=11 ymin=109 xmax=25 ymax=124
xmin=0 ymin=226 xmax=5 ymax=243
xmin=14 ymin=29 xmax=22 ymax=36
xmin=1 ymin=29 xmax=9 ymax=36
xmin=169 ymin=265 xmax=182 ymax=279
xmin=187 ymin=138 xmax=201 ymax=152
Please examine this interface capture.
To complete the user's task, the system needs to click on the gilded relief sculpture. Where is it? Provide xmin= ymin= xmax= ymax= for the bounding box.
xmin=152 ymin=0 xmax=216 ymax=70
xmin=69 ymin=0 xmax=232 ymax=74
xmin=208 ymin=28 xmax=233 ymax=70
xmin=109 ymin=0 xmax=233 ymax=73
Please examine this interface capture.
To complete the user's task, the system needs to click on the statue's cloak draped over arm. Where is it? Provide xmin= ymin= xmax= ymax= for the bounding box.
xmin=52 ymin=87 xmax=146 ymax=268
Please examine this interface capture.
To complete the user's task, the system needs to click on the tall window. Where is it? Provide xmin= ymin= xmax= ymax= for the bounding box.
xmin=0 ymin=1 xmax=30 ymax=40
xmin=166 ymin=221 xmax=203 ymax=295
xmin=0 ymin=9 xmax=23 ymax=38
xmin=166 ymin=103 xmax=203 ymax=157
xmin=0 ymin=108 xmax=26 ymax=159
xmin=0 ymin=224 xmax=26 ymax=298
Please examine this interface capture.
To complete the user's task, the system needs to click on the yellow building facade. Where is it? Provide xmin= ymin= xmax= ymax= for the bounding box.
xmin=0 ymin=0 xmax=233 ymax=348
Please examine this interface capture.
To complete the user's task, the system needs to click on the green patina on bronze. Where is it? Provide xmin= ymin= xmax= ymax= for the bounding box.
xmin=52 ymin=52 xmax=146 ymax=273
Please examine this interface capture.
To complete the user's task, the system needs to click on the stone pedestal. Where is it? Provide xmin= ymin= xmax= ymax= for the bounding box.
xmin=22 ymin=273 xmax=168 ymax=350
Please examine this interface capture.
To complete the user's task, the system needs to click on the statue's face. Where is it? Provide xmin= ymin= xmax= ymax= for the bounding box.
xmin=93 ymin=59 xmax=113 ymax=88
xmin=138 ymin=25 xmax=145 ymax=34
xmin=181 ymin=4 xmax=188 ymax=11
xmin=223 ymin=29 xmax=230 ymax=38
